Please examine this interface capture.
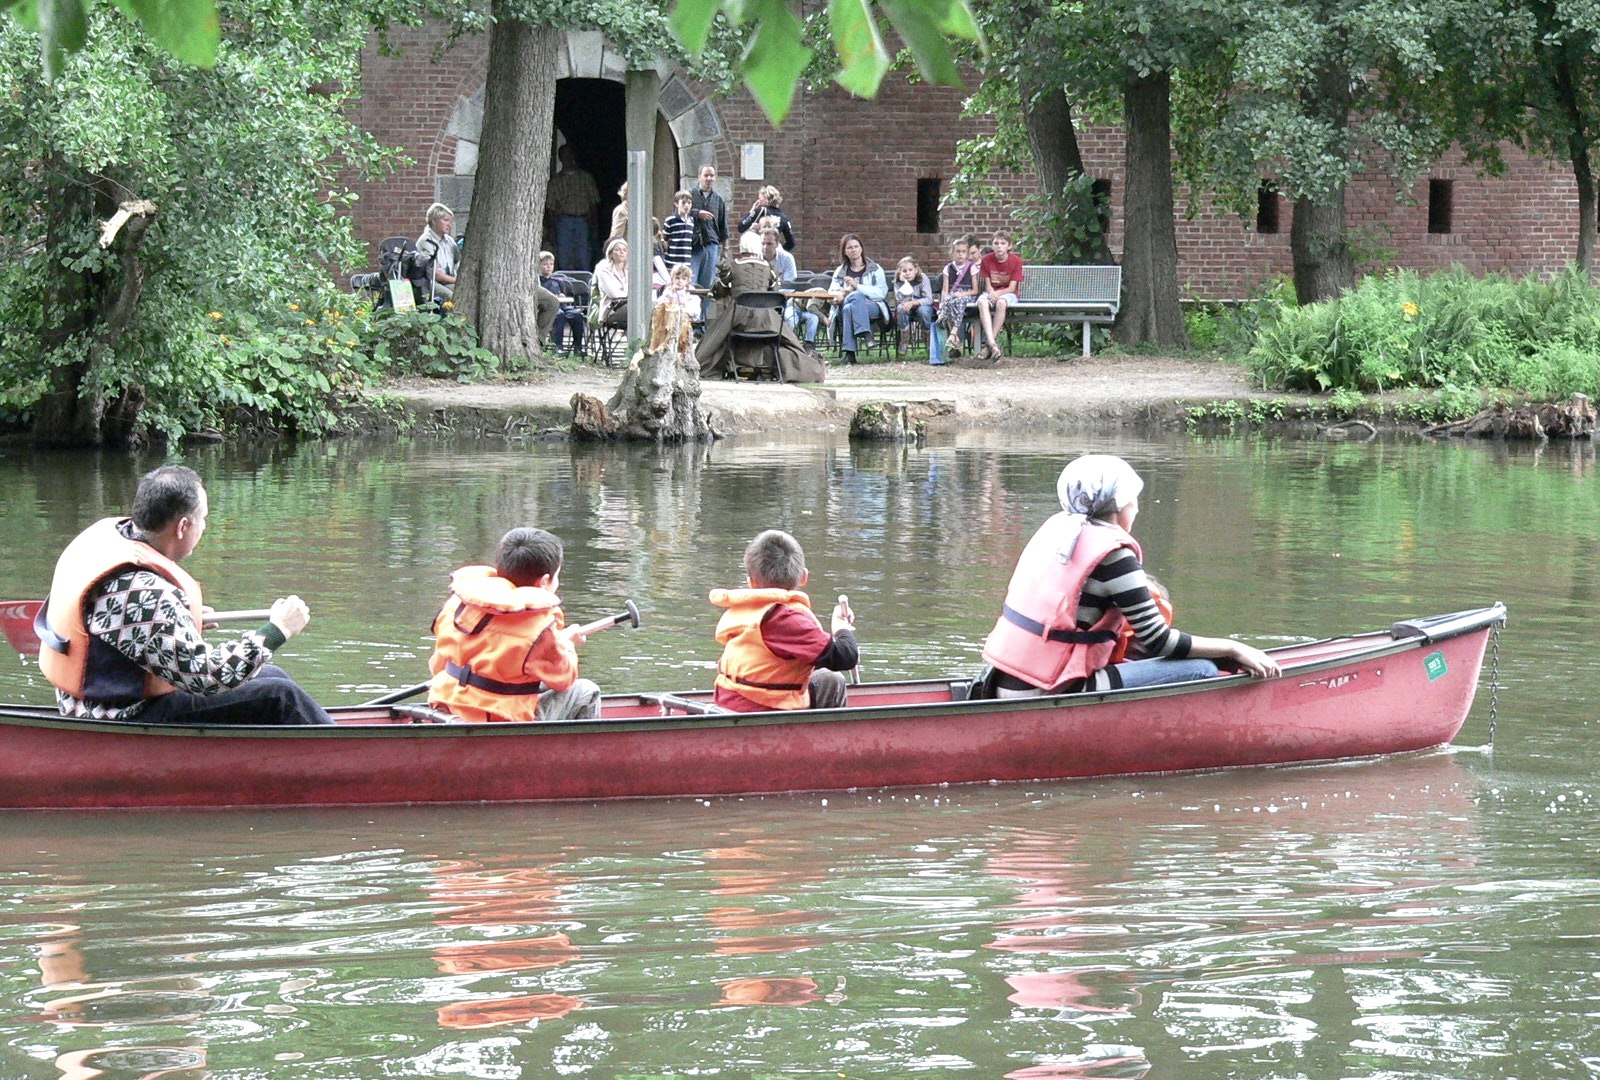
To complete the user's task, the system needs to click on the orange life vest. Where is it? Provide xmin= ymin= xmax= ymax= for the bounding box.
xmin=428 ymin=566 xmax=569 ymax=723
xmin=710 ymin=587 xmax=818 ymax=710
xmin=1109 ymin=590 xmax=1175 ymax=665
xmin=981 ymin=514 xmax=1142 ymax=690
xmin=37 ymin=516 xmax=206 ymax=704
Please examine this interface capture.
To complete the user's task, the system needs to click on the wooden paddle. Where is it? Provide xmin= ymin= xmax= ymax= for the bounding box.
xmin=359 ymin=599 xmax=643 ymax=708
xmin=837 ymin=594 xmax=862 ymax=685
xmin=3 ymin=600 xmax=272 ymax=656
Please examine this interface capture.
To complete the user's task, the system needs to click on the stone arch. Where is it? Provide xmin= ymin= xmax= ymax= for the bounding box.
xmin=436 ymin=30 xmax=727 ymax=235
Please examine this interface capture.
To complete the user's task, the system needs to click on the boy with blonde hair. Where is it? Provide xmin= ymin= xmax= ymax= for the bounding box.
xmin=709 ymin=530 xmax=858 ymax=712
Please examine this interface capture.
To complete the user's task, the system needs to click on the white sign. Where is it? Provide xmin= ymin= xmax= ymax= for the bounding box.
xmin=741 ymin=142 xmax=765 ymax=181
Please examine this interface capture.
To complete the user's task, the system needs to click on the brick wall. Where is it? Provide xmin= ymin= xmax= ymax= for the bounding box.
xmin=348 ymin=26 xmax=1582 ymax=298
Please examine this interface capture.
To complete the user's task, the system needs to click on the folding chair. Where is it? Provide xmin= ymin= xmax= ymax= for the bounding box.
xmin=729 ymin=291 xmax=789 ymax=382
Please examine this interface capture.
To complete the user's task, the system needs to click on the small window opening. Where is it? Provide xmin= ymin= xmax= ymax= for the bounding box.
xmin=916 ymin=178 xmax=941 ymax=234
xmin=1255 ymin=182 xmax=1280 ymax=234
xmin=1428 ymin=179 xmax=1453 ymax=234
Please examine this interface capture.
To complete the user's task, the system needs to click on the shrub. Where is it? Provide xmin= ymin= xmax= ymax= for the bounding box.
xmin=1248 ymin=266 xmax=1600 ymax=398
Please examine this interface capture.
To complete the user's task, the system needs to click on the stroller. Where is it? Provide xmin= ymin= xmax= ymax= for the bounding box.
xmin=350 ymin=236 xmax=435 ymax=310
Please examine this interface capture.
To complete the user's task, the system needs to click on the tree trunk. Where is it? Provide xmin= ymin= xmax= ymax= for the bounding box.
xmin=32 ymin=162 xmax=103 ymax=446
xmin=1115 ymin=69 xmax=1187 ymax=349
xmin=1291 ymin=188 xmax=1355 ymax=304
xmin=1573 ymin=150 xmax=1596 ymax=275
xmin=1018 ymin=70 xmax=1112 ymax=265
xmin=1552 ymin=52 xmax=1597 ymax=273
xmin=1290 ymin=61 xmax=1355 ymax=304
xmin=456 ymin=9 xmax=559 ymax=364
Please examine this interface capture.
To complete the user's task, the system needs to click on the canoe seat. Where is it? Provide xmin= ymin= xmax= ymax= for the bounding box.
xmin=637 ymin=693 xmax=732 ymax=716
xmin=393 ymin=704 xmax=453 ymax=724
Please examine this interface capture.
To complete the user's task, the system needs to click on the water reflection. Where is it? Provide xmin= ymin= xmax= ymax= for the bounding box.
xmin=2 ymin=432 xmax=1597 ymax=1075
xmin=425 ymin=858 xmax=583 ymax=1029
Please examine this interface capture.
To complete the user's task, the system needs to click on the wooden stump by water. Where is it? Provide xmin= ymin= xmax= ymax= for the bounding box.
xmin=848 ymin=400 xmax=955 ymax=442
xmin=569 ymin=305 xmax=717 ymax=443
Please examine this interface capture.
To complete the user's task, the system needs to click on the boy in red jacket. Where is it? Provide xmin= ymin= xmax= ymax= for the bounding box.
xmin=709 ymin=530 xmax=858 ymax=712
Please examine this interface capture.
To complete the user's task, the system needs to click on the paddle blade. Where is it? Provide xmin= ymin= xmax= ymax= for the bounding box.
xmin=1 ymin=600 xmax=42 ymax=656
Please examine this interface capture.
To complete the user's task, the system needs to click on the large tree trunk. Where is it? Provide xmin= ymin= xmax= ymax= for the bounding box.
xmin=32 ymin=173 xmax=154 ymax=447
xmin=456 ymin=9 xmax=559 ymax=364
xmin=1573 ymin=150 xmax=1596 ymax=274
xmin=32 ymin=163 xmax=103 ymax=446
xmin=1115 ymin=69 xmax=1187 ymax=349
xmin=1552 ymin=52 xmax=1597 ymax=273
xmin=1018 ymin=70 xmax=1112 ymax=265
xmin=1290 ymin=61 xmax=1355 ymax=304
xmin=1291 ymin=188 xmax=1355 ymax=305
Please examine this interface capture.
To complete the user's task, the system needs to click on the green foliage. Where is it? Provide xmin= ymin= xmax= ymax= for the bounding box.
xmin=1249 ymin=266 xmax=1600 ymax=399
xmin=671 ymin=0 xmax=981 ymax=123
xmin=4 ymin=0 xmax=218 ymax=76
xmin=0 ymin=0 xmax=399 ymax=442
xmin=1009 ymin=175 xmax=1108 ymax=265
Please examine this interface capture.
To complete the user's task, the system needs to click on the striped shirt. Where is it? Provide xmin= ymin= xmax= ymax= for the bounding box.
xmin=1080 ymin=547 xmax=1192 ymax=690
xmin=662 ymin=214 xmax=695 ymax=266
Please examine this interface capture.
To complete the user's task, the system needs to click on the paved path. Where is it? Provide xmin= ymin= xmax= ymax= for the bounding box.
xmin=388 ymin=354 xmax=1284 ymax=434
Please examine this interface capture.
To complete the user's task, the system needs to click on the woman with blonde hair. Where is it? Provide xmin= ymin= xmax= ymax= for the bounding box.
xmin=738 ymin=185 xmax=795 ymax=250
xmin=595 ymin=237 xmax=629 ymax=328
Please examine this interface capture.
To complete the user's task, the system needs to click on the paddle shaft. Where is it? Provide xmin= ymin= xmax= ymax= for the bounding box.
xmin=838 ymin=594 xmax=861 ymax=685
xmin=359 ymin=600 xmax=643 ymax=708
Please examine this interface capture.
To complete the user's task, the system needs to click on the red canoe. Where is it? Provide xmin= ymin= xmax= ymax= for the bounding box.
xmin=0 ymin=605 xmax=1505 ymax=810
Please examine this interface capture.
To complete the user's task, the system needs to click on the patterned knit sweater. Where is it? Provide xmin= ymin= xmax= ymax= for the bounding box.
xmin=57 ymin=563 xmax=284 ymax=720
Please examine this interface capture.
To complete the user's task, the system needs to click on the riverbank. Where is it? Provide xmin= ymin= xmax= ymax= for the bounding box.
xmin=385 ymin=354 xmax=1304 ymax=436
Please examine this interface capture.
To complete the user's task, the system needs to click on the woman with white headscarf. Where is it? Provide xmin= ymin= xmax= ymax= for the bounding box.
xmin=981 ymin=454 xmax=1280 ymax=695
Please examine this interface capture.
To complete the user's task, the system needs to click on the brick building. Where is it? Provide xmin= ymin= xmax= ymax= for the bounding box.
xmin=352 ymin=26 xmax=1582 ymax=298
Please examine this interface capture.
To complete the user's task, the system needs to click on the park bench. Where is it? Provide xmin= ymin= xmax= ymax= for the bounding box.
xmin=967 ymin=264 xmax=1121 ymax=358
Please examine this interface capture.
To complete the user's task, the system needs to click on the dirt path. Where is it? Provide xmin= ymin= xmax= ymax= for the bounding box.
xmin=387 ymin=354 xmax=1289 ymax=434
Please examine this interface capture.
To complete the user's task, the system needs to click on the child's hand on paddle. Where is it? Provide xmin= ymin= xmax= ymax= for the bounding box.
xmin=832 ymin=595 xmax=855 ymax=634
xmin=562 ymin=624 xmax=588 ymax=649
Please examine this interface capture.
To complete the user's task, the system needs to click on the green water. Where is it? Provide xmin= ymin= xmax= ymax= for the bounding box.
xmin=0 ymin=431 xmax=1595 ymax=1078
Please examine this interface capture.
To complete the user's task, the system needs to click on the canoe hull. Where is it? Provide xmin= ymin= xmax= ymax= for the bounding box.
xmin=0 ymin=606 xmax=1503 ymax=809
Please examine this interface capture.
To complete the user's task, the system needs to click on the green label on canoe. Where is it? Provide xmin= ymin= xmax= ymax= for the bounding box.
xmin=1424 ymin=650 xmax=1448 ymax=681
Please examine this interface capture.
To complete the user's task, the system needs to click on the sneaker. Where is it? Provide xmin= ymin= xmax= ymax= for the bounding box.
xmin=859 ymin=332 xmax=873 ymax=351
xmin=842 ymin=350 xmax=857 ymax=365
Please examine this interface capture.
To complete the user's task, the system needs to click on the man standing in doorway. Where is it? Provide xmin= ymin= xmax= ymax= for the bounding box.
xmin=690 ymin=164 xmax=727 ymax=291
xmin=546 ymin=144 xmax=602 ymax=271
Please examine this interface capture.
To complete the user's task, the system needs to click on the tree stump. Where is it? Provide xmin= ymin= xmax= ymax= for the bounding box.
xmin=571 ymin=304 xmax=716 ymax=442
xmin=848 ymin=399 xmax=955 ymax=441
xmin=1424 ymin=394 xmax=1595 ymax=440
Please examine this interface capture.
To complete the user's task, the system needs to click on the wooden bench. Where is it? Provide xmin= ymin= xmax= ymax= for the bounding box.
xmin=967 ymin=264 xmax=1121 ymax=358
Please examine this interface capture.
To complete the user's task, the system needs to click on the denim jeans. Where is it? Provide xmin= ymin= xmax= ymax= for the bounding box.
xmin=691 ymin=243 xmax=721 ymax=290
xmin=554 ymin=215 xmax=591 ymax=272
xmin=134 ymin=664 xmax=334 ymax=726
xmin=897 ymin=301 xmax=944 ymax=363
xmin=789 ymin=304 xmax=820 ymax=343
xmin=839 ymin=292 xmax=877 ymax=352
xmin=1110 ymin=657 xmax=1220 ymax=689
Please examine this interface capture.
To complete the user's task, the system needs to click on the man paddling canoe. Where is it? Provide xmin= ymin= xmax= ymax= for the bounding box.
xmin=37 ymin=465 xmax=332 ymax=725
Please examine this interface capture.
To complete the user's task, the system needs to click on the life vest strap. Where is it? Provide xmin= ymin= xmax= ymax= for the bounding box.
xmin=33 ymin=598 xmax=69 ymax=655
xmin=444 ymin=661 xmax=544 ymax=696
xmin=717 ymin=665 xmax=806 ymax=692
xmin=1002 ymin=604 xmax=1118 ymax=645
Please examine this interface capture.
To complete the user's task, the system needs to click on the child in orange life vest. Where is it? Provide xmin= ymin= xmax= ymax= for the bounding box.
xmin=710 ymin=529 xmax=859 ymax=712
xmin=428 ymin=527 xmax=601 ymax=722
xmin=1110 ymin=574 xmax=1175 ymax=664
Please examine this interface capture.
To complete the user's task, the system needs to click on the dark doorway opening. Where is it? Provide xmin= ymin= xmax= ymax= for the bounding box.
xmin=553 ymin=79 xmax=626 ymax=260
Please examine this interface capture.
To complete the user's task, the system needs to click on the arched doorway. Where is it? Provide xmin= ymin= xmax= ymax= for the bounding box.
xmin=437 ymin=35 xmax=719 ymax=251
xmin=554 ymin=78 xmax=626 ymax=252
